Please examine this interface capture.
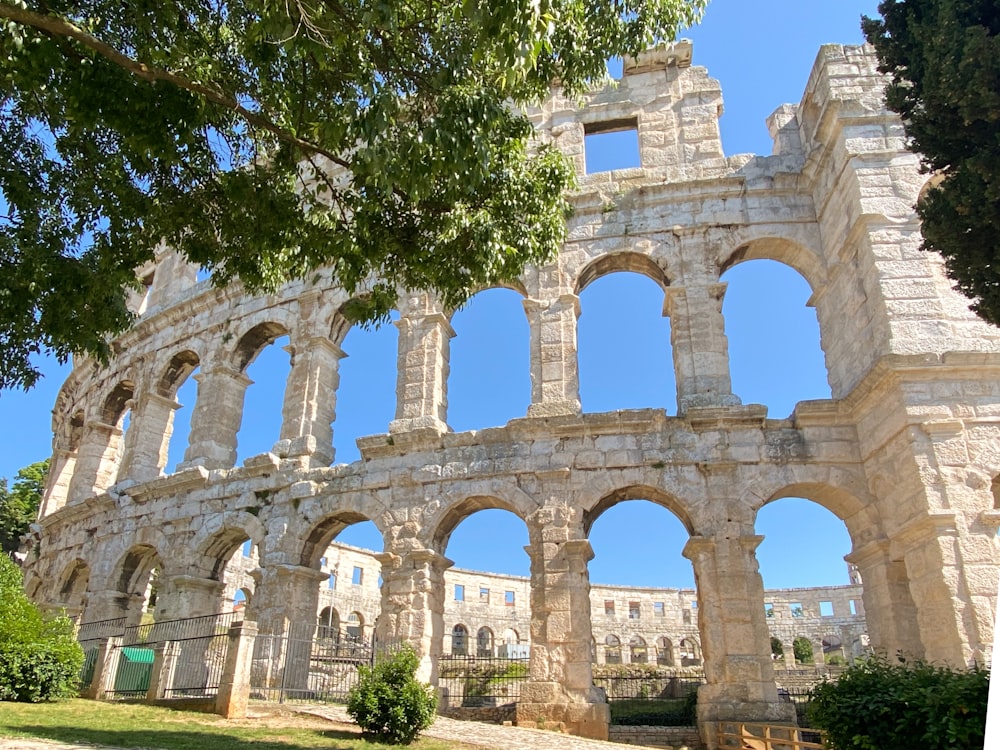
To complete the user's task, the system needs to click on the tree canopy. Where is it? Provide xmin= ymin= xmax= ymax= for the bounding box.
xmin=863 ymin=1 xmax=1000 ymax=325
xmin=0 ymin=460 xmax=48 ymax=555
xmin=0 ymin=0 xmax=707 ymax=390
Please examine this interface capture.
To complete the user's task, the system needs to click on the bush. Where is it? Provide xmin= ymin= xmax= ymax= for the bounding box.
xmin=347 ymin=645 xmax=437 ymax=744
xmin=807 ymin=654 xmax=988 ymax=750
xmin=0 ymin=554 xmax=84 ymax=702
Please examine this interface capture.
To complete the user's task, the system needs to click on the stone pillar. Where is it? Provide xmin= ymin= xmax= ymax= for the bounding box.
xmin=274 ymin=337 xmax=345 ymax=468
xmin=147 ymin=249 xmax=198 ymax=309
xmin=146 ymin=641 xmax=181 ymax=701
xmin=216 ymin=620 xmax=258 ymax=718
xmin=249 ymin=564 xmax=327 ymax=692
xmin=847 ymin=542 xmax=921 ymax=660
xmin=664 ymin=284 xmax=741 ymax=414
xmin=153 ymin=575 xmax=225 ymax=623
xmin=518 ymin=534 xmax=609 ymax=740
xmin=389 ymin=313 xmax=453 ymax=434
xmin=118 ymin=392 xmax=180 ymax=483
xmin=66 ymin=422 xmax=122 ymax=503
xmin=179 ymin=366 xmax=251 ymax=470
xmin=895 ymin=514 xmax=991 ymax=666
xmin=682 ymin=533 xmax=795 ymax=744
xmin=524 ymin=294 xmax=582 ymax=417
xmin=38 ymin=449 xmax=77 ymax=517
xmin=375 ymin=548 xmax=451 ymax=684
xmin=82 ymin=589 xmax=137 ymax=625
xmin=85 ymin=636 xmax=123 ymax=699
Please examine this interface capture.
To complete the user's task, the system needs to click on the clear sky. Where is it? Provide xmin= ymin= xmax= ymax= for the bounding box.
xmin=0 ymin=0 xmax=881 ymax=594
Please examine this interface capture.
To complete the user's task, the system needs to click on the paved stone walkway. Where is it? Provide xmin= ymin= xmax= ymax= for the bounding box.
xmin=297 ymin=704 xmax=667 ymax=750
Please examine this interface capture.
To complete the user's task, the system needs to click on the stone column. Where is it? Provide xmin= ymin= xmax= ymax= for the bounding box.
xmin=153 ymin=575 xmax=225 ymax=623
xmin=85 ymin=636 xmax=124 ymax=699
xmin=518 ymin=532 xmax=608 ymax=740
xmin=118 ymin=392 xmax=180 ymax=483
xmin=389 ymin=313 xmax=453 ymax=434
xmin=375 ymin=548 xmax=451 ymax=684
xmin=895 ymin=513 xmax=992 ymax=666
xmin=249 ymin=564 xmax=328 ymax=692
xmin=216 ymin=620 xmax=259 ymax=718
xmin=846 ymin=539 xmax=920 ymax=659
xmin=178 ymin=366 xmax=251 ymax=470
xmin=82 ymin=589 xmax=137 ymax=625
xmin=524 ymin=294 xmax=582 ymax=417
xmin=664 ymin=284 xmax=741 ymax=414
xmin=66 ymin=422 xmax=122 ymax=503
xmin=682 ymin=533 xmax=795 ymax=740
xmin=274 ymin=337 xmax=345 ymax=468
xmin=38 ymin=449 xmax=77 ymax=517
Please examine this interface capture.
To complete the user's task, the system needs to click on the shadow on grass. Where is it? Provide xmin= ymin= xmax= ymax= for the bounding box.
xmin=11 ymin=725 xmax=363 ymax=750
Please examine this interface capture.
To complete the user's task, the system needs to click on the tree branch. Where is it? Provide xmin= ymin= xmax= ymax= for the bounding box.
xmin=0 ymin=2 xmax=353 ymax=171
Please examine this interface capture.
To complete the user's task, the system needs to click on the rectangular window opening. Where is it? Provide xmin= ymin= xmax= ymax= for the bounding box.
xmin=454 ymin=584 xmax=464 ymax=602
xmin=604 ymin=600 xmax=616 ymax=616
xmin=505 ymin=590 xmax=515 ymax=606
xmin=480 ymin=587 xmax=489 ymax=603
xmin=790 ymin=602 xmax=804 ymax=618
xmin=629 ymin=601 xmax=641 ymax=620
xmin=351 ymin=566 xmax=363 ymax=586
xmin=849 ymin=599 xmax=858 ymax=616
xmin=764 ymin=602 xmax=774 ymax=618
xmin=584 ymin=118 xmax=641 ymax=174
xmin=653 ymin=602 xmax=664 ymax=617
xmin=819 ymin=601 xmax=835 ymax=617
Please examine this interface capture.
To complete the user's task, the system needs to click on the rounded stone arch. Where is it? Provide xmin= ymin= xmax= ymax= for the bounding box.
xmin=328 ymin=294 xmax=405 ymax=346
xmin=656 ymin=636 xmax=674 ymax=665
xmin=318 ymin=606 xmax=341 ymax=638
xmin=188 ymin=511 xmax=268 ymax=581
xmin=230 ymin=320 xmax=293 ymax=372
xmin=629 ymin=635 xmax=648 ymax=664
xmin=50 ymin=371 xmax=88 ymax=449
xmin=678 ymin=636 xmax=701 ymax=664
xmin=99 ymin=379 xmax=136 ymax=426
xmin=753 ymin=477 xmax=883 ymax=551
xmin=573 ymin=250 xmax=672 ymax=296
xmin=451 ymin=623 xmax=470 ymax=655
xmin=443 ymin=281 xmax=530 ymax=322
xmin=476 ymin=626 xmax=495 ymax=656
xmin=582 ymin=484 xmax=696 ymax=538
xmin=57 ymin=557 xmax=91 ymax=603
xmin=154 ymin=349 xmax=201 ymax=399
xmin=716 ymin=233 xmax=827 ymax=293
xmin=424 ymin=489 xmax=538 ymax=555
xmin=297 ymin=506 xmax=386 ymax=570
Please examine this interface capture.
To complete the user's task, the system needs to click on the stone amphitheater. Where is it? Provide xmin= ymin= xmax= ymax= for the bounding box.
xmin=21 ymin=40 xmax=1000 ymax=745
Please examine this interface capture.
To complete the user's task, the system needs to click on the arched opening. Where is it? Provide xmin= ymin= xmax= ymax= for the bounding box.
xmin=56 ymin=559 xmax=90 ymax=619
xmin=114 ymin=544 xmax=162 ymax=626
xmin=755 ymin=496 xmax=867 ymax=668
xmin=678 ymin=637 xmax=701 ymax=666
xmin=236 ymin=327 xmax=291 ymax=464
xmin=586 ymin=489 xmax=696 ymax=671
xmin=447 ymin=287 xmax=530 ymax=431
xmin=577 ymin=268 xmax=676 ymax=414
xmin=331 ymin=310 xmax=399 ymax=464
xmin=451 ymin=624 xmax=469 ymax=656
xmin=476 ymin=627 xmax=495 ymax=657
xmin=720 ymin=258 xmax=830 ymax=417
xmin=302 ymin=514 xmax=383 ymax=647
xmin=160 ymin=351 xmax=200 ymax=474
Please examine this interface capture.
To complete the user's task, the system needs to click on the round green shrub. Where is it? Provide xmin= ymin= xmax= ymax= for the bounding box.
xmin=807 ymin=654 xmax=988 ymax=750
xmin=347 ymin=645 xmax=437 ymax=744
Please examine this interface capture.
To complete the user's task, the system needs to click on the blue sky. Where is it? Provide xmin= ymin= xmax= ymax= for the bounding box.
xmin=0 ymin=0 xmax=881 ymax=592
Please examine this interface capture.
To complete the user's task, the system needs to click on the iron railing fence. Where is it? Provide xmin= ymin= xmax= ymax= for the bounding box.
xmin=249 ymin=628 xmax=403 ymax=704
xmin=122 ymin=611 xmax=243 ymax=646
xmin=437 ymin=655 xmax=529 ymax=708
xmin=594 ymin=674 xmax=703 ymax=727
xmin=778 ymin=686 xmax=816 ymax=729
xmin=76 ymin=617 xmax=127 ymax=642
xmin=161 ymin=631 xmax=231 ymax=698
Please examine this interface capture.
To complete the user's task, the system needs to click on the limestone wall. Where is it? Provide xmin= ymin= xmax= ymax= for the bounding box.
xmin=23 ymin=41 xmax=1000 ymax=742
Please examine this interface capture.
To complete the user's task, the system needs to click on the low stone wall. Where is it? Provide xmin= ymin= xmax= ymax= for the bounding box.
xmin=608 ymin=725 xmax=702 ymax=749
xmin=438 ymin=703 xmax=517 ymax=725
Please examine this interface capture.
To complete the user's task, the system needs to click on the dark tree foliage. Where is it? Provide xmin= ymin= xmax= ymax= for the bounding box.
xmin=0 ymin=460 xmax=48 ymax=556
xmin=0 ymin=0 xmax=707 ymax=390
xmin=807 ymin=655 xmax=988 ymax=750
xmin=863 ymin=1 xmax=1000 ymax=325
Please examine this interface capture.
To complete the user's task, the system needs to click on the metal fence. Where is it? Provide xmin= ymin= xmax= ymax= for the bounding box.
xmin=594 ymin=673 xmax=703 ymax=727
xmin=76 ymin=612 xmax=241 ymax=700
xmin=249 ymin=629 xmax=401 ymax=704
xmin=437 ymin=655 xmax=529 ymax=708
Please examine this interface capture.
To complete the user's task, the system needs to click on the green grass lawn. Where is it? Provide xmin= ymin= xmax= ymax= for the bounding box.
xmin=0 ymin=700 xmax=469 ymax=750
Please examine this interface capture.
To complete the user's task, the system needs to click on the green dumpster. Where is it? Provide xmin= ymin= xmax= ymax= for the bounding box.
xmin=113 ymin=647 xmax=154 ymax=693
